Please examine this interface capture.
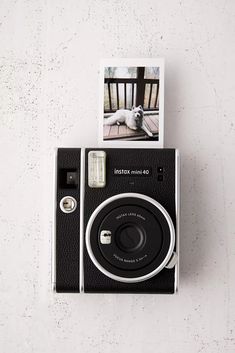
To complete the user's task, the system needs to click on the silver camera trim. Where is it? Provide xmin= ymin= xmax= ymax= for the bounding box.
xmin=174 ymin=149 xmax=180 ymax=293
xmin=85 ymin=192 xmax=175 ymax=284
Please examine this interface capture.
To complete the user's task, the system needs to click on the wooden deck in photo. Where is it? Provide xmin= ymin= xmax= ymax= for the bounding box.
xmin=103 ymin=114 xmax=159 ymax=140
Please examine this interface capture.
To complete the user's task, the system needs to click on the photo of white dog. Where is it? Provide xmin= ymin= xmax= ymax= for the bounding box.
xmin=99 ymin=60 xmax=164 ymax=146
xmin=104 ymin=106 xmax=153 ymax=137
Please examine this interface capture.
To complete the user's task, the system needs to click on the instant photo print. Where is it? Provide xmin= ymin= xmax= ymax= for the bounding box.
xmin=98 ymin=58 xmax=165 ymax=148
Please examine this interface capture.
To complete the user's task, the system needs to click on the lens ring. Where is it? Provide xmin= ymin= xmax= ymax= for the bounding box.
xmin=86 ymin=193 xmax=175 ymax=283
xmin=98 ymin=204 xmax=163 ymax=271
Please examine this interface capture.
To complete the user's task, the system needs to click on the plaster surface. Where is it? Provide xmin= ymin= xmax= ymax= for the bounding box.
xmin=0 ymin=1 xmax=235 ymax=352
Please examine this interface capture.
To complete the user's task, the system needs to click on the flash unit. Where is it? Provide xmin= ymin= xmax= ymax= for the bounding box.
xmin=88 ymin=151 xmax=106 ymax=188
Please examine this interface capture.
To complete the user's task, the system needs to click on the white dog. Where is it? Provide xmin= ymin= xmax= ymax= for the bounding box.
xmin=104 ymin=106 xmax=153 ymax=137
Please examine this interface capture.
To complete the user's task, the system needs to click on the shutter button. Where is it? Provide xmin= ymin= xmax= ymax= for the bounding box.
xmin=60 ymin=196 xmax=77 ymax=213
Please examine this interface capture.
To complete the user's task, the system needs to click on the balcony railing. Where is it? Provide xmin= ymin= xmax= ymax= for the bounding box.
xmin=104 ymin=67 xmax=160 ymax=114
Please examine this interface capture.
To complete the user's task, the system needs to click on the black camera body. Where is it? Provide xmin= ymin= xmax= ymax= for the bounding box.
xmin=53 ymin=148 xmax=179 ymax=294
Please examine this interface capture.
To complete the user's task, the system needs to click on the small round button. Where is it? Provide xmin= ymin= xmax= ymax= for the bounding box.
xmin=60 ymin=196 xmax=77 ymax=213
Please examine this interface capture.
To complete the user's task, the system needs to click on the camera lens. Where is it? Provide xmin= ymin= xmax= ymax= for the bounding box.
xmin=87 ymin=195 xmax=174 ymax=280
xmin=96 ymin=204 xmax=164 ymax=271
xmin=115 ymin=223 xmax=145 ymax=253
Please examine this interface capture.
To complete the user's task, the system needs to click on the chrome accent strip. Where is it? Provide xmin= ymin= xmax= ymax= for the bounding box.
xmin=174 ymin=149 xmax=180 ymax=293
xmin=52 ymin=148 xmax=58 ymax=292
xmin=79 ymin=148 xmax=85 ymax=293
xmin=85 ymin=192 xmax=175 ymax=284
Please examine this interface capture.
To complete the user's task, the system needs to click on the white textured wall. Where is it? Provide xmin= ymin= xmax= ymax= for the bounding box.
xmin=1 ymin=1 xmax=235 ymax=352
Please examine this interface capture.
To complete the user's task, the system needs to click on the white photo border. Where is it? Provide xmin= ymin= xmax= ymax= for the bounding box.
xmin=98 ymin=58 xmax=164 ymax=148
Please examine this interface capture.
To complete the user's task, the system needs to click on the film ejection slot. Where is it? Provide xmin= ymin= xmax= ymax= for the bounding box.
xmin=88 ymin=151 xmax=106 ymax=188
xmin=60 ymin=196 xmax=77 ymax=213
